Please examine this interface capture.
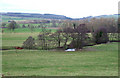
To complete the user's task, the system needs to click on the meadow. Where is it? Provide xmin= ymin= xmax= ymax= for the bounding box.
xmin=2 ymin=42 xmax=118 ymax=76
xmin=2 ymin=28 xmax=56 ymax=33
xmin=2 ymin=30 xmax=118 ymax=76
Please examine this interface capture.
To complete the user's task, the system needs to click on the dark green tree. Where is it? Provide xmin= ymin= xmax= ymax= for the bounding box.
xmin=22 ymin=36 xmax=35 ymax=49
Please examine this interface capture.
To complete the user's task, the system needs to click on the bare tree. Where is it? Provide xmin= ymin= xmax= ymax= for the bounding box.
xmin=37 ymin=26 xmax=51 ymax=49
xmin=49 ymin=29 xmax=63 ymax=47
xmin=74 ymin=24 xmax=88 ymax=49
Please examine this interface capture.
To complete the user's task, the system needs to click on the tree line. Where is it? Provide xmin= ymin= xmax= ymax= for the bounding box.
xmin=22 ymin=17 xmax=119 ymax=50
xmin=2 ymin=17 xmax=118 ymax=50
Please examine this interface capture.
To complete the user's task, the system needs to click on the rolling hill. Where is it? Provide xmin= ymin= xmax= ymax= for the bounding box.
xmin=1 ymin=12 xmax=119 ymax=22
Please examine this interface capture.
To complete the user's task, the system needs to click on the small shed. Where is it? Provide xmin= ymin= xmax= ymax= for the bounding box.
xmin=65 ymin=49 xmax=75 ymax=52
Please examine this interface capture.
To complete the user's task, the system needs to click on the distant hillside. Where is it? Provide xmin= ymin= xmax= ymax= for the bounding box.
xmin=74 ymin=14 xmax=119 ymax=20
xmin=1 ymin=12 xmax=119 ymax=22
xmin=1 ymin=12 xmax=72 ymax=20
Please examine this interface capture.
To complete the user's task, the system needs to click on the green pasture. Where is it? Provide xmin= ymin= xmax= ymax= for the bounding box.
xmin=2 ymin=42 xmax=118 ymax=76
xmin=2 ymin=32 xmax=39 ymax=47
xmin=2 ymin=28 xmax=56 ymax=33
xmin=2 ymin=28 xmax=118 ymax=76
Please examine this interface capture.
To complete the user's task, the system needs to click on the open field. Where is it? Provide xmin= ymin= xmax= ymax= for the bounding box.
xmin=2 ymin=42 xmax=118 ymax=76
xmin=2 ymin=29 xmax=118 ymax=76
xmin=2 ymin=28 xmax=57 ymax=33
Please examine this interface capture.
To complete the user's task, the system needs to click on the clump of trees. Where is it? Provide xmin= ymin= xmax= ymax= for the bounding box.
xmin=22 ymin=17 xmax=118 ymax=50
xmin=92 ymin=27 xmax=109 ymax=44
xmin=36 ymin=23 xmax=89 ymax=49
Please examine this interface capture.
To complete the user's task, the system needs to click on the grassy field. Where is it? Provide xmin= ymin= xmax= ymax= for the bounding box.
xmin=2 ymin=28 xmax=57 ymax=33
xmin=2 ymin=32 xmax=40 ymax=47
xmin=2 ymin=42 xmax=118 ymax=76
xmin=2 ymin=29 xmax=118 ymax=76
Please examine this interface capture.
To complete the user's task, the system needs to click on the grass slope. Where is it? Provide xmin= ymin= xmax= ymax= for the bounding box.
xmin=2 ymin=42 xmax=118 ymax=76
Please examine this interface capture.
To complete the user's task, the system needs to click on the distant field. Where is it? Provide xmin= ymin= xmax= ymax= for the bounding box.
xmin=2 ymin=28 xmax=57 ymax=33
xmin=2 ymin=15 xmax=43 ymax=22
xmin=2 ymin=42 xmax=118 ymax=76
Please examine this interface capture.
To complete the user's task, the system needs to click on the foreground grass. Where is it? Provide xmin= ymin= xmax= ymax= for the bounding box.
xmin=2 ymin=42 xmax=118 ymax=76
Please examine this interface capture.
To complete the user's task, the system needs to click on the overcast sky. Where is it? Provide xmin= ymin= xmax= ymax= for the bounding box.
xmin=0 ymin=0 xmax=119 ymax=18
